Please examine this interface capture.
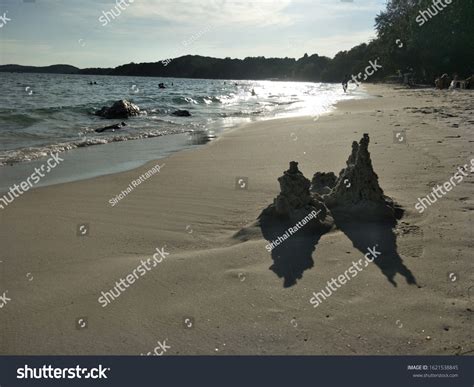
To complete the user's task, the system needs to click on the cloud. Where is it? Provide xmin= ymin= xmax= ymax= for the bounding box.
xmin=305 ymin=29 xmax=378 ymax=57
xmin=125 ymin=0 xmax=293 ymax=26
xmin=0 ymin=0 xmax=386 ymax=67
xmin=296 ymin=0 xmax=385 ymax=13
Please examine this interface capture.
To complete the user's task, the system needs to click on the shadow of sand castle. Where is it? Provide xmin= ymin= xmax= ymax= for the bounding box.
xmin=324 ymin=133 xmax=417 ymax=286
xmin=259 ymin=213 xmax=328 ymax=288
xmin=260 ymin=210 xmax=417 ymax=288
xmin=331 ymin=212 xmax=417 ymax=287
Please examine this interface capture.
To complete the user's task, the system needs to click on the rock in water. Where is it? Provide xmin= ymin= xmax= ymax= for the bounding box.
xmin=95 ymin=121 xmax=127 ymax=133
xmin=95 ymin=100 xmax=140 ymax=119
xmin=172 ymin=109 xmax=191 ymax=117
xmin=325 ymin=133 xmax=397 ymax=220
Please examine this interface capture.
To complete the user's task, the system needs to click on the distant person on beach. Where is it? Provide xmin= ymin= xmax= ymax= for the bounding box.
xmin=466 ymin=75 xmax=473 ymax=89
xmin=449 ymin=74 xmax=459 ymax=90
xmin=342 ymin=75 xmax=349 ymax=93
xmin=251 ymin=88 xmax=256 ymax=96
xmin=159 ymin=83 xmax=166 ymax=89
xmin=435 ymin=73 xmax=450 ymax=89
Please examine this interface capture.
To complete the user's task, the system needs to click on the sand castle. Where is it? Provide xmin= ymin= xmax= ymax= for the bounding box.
xmin=261 ymin=133 xmax=398 ymax=226
xmin=258 ymin=161 xmax=329 ymax=230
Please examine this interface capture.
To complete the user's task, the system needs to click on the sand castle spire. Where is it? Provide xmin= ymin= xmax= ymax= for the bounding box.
xmin=258 ymin=161 xmax=329 ymax=227
xmin=274 ymin=161 xmax=313 ymax=216
xmin=329 ymin=133 xmax=385 ymax=204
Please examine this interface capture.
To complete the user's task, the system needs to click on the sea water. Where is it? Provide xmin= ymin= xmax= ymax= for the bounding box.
xmin=0 ymin=72 xmax=365 ymax=166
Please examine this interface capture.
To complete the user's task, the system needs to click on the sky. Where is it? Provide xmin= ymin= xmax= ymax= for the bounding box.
xmin=0 ymin=0 xmax=388 ymax=68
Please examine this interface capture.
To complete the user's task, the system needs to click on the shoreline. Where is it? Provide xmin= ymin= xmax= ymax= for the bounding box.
xmin=0 ymin=132 xmax=195 ymax=193
xmin=1 ymin=84 xmax=472 ymax=355
xmin=0 ymin=84 xmax=371 ymax=192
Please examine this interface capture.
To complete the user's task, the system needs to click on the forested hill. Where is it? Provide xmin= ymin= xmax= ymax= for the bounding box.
xmin=101 ymin=54 xmax=332 ymax=81
xmin=0 ymin=55 xmax=332 ymax=81
xmin=0 ymin=64 xmax=79 ymax=74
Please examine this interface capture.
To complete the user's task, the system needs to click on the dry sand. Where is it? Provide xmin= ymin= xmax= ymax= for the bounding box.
xmin=0 ymin=84 xmax=472 ymax=355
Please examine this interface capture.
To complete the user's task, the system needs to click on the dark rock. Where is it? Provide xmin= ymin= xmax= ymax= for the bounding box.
xmin=95 ymin=121 xmax=127 ymax=133
xmin=172 ymin=109 xmax=191 ymax=117
xmin=95 ymin=100 xmax=140 ymax=119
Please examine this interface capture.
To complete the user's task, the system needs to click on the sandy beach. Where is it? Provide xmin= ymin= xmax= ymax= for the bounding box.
xmin=1 ymin=84 xmax=472 ymax=355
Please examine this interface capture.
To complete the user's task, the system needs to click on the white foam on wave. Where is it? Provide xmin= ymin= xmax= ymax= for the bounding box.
xmin=0 ymin=129 xmax=189 ymax=166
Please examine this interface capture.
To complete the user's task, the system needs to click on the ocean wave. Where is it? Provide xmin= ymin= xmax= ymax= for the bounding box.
xmin=275 ymin=100 xmax=297 ymax=106
xmin=0 ymin=128 xmax=189 ymax=166
xmin=0 ymin=112 xmax=41 ymax=126
xmin=218 ymin=110 xmax=264 ymax=117
xmin=168 ymin=95 xmax=226 ymax=106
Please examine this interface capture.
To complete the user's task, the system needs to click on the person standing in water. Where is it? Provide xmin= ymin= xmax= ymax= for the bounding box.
xmin=342 ymin=75 xmax=349 ymax=93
